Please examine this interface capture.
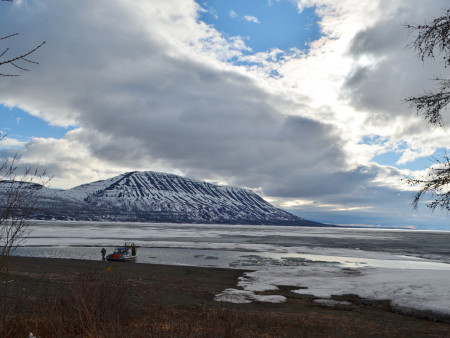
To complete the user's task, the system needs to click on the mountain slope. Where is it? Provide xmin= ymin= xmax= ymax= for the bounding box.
xmin=24 ymin=171 xmax=325 ymax=226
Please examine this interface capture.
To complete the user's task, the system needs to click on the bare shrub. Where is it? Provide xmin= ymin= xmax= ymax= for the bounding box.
xmin=69 ymin=271 xmax=131 ymax=323
xmin=0 ymin=156 xmax=49 ymax=331
xmin=11 ymin=270 xmax=132 ymax=337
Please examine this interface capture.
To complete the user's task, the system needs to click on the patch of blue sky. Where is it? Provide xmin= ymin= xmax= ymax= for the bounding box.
xmin=0 ymin=105 xmax=74 ymax=141
xmin=359 ymin=135 xmax=445 ymax=171
xmin=360 ymin=135 xmax=389 ymax=146
xmin=372 ymin=148 xmax=448 ymax=171
xmin=196 ymin=0 xmax=322 ymax=55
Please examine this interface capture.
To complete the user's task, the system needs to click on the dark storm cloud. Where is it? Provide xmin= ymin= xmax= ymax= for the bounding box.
xmin=0 ymin=0 xmax=365 ymax=199
xmin=2 ymin=0 xmax=450 ymax=229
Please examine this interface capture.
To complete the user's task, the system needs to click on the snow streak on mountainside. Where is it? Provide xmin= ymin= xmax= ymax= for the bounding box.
xmin=6 ymin=171 xmax=325 ymax=226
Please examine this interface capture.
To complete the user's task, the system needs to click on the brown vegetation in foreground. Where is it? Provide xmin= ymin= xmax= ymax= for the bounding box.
xmin=1 ymin=257 xmax=449 ymax=337
xmin=0 ymin=270 xmax=358 ymax=337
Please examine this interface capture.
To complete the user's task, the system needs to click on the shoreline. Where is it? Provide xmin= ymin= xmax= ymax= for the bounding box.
xmin=3 ymin=256 xmax=450 ymax=336
xmin=27 ymin=218 xmax=450 ymax=232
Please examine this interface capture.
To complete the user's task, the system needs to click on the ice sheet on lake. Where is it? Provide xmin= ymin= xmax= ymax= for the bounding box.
xmin=216 ymin=265 xmax=450 ymax=321
xmin=20 ymin=221 xmax=450 ymax=321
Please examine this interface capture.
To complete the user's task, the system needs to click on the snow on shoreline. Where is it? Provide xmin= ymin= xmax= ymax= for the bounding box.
xmin=214 ymin=265 xmax=450 ymax=322
xmin=21 ymin=221 xmax=450 ymax=321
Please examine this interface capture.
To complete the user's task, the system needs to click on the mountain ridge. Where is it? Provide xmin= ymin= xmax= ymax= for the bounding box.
xmin=8 ymin=171 xmax=327 ymax=226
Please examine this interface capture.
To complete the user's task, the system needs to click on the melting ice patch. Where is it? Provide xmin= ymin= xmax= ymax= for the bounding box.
xmin=216 ymin=265 xmax=450 ymax=321
xmin=20 ymin=221 xmax=450 ymax=321
xmin=214 ymin=289 xmax=286 ymax=304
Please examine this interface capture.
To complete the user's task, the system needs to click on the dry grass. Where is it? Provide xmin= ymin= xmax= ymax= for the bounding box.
xmin=1 ymin=267 xmax=449 ymax=337
xmin=1 ymin=270 xmax=131 ymax=337
xmin=0 ymin=271 xmax=311 ymax=337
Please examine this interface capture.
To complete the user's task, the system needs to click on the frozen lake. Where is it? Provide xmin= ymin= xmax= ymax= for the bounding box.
xmin=13 ymin=221 xmax=450 ymax=320
xmin=16 ymin=221 xmax=450 ymax=268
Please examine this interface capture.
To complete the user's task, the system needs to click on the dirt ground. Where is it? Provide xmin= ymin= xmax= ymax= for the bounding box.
xmin=3 ymin=256 xmax=450 ymax=337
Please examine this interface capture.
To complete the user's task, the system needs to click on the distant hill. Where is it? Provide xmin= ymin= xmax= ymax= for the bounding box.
xmin=3 ymin=171 xmax=327 ymax=226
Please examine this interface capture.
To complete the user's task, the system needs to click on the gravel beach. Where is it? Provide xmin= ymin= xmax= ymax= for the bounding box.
xmin=3 ymin=256 xmax=450 ymax=337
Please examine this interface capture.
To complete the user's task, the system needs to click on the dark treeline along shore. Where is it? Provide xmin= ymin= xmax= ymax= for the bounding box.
xmin=2 ymin=256 xmax=449 ymax=337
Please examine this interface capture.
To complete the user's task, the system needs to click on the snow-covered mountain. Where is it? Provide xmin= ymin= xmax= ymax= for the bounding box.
xmin=11 ymin=171 xmax=325 ymax=226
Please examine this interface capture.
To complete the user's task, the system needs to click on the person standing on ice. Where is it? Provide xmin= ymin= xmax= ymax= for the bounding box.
xmin=101 ymin=247 xmax=106 ymax=261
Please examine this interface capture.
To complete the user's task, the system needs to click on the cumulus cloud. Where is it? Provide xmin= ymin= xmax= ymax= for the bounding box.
xmin=0 ymin=0 xmax=449 ymax=227
xmin=244 ymin=15 xmax=260 ymax=24
xmin=0 ymin=0 xmax=350 ymax=194
xmin=0 ymin=137 xmax=25 ymax=149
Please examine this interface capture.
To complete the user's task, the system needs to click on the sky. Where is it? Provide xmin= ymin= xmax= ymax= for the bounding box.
xmin=0 ymin=0 xmax=449 ymax=230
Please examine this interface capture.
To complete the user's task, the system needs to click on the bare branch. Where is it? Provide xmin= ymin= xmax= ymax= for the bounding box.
xmin=0 ymin=34 xmax=45 ymax=76
xmin=0 ymin=0 xmax=49 ymax=326
xmin=405 ymin=9 xmax=450 ymax=126
xmin=0 ymin=33 xmax=18 ymax=41
xmin=10 ymin=61 xmax=29 ymax=71
xmin=406 ymin=9 xmax=450 ymax=67
xmin=405 ymin=79 xmax=450 ymax=126
xmin=0 ymin=48 xmax=9 ymax=58
xmin=407 ymin=155 xmax=450 ymax=211
xmin=0 ymin=156 xmax=51 ymax=265
xmin=404 ymin=9 xmax=450 ymax=211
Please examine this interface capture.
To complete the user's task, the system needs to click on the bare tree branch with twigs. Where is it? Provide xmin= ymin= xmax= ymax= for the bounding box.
xmin=405 ymin=9 xmax=450 ymax=211
xmin=0 ymin=0 xmax=45 ymax=77
xmin=0 ymin=0 xmax=48 ymax=331
xmin=405 ymin=9 xmax=450 ymax=126
xmin=406 ymin=78 xmax=450 ymax=126
xmin=0 ymin=152 xmax=51 ymax=330
xmin=407 ymin=155 xmax=450 ymax=211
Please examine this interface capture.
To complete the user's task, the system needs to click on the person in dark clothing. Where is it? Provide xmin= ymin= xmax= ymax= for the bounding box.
xmin=101 ymin=247 xmax=106 ymax=261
